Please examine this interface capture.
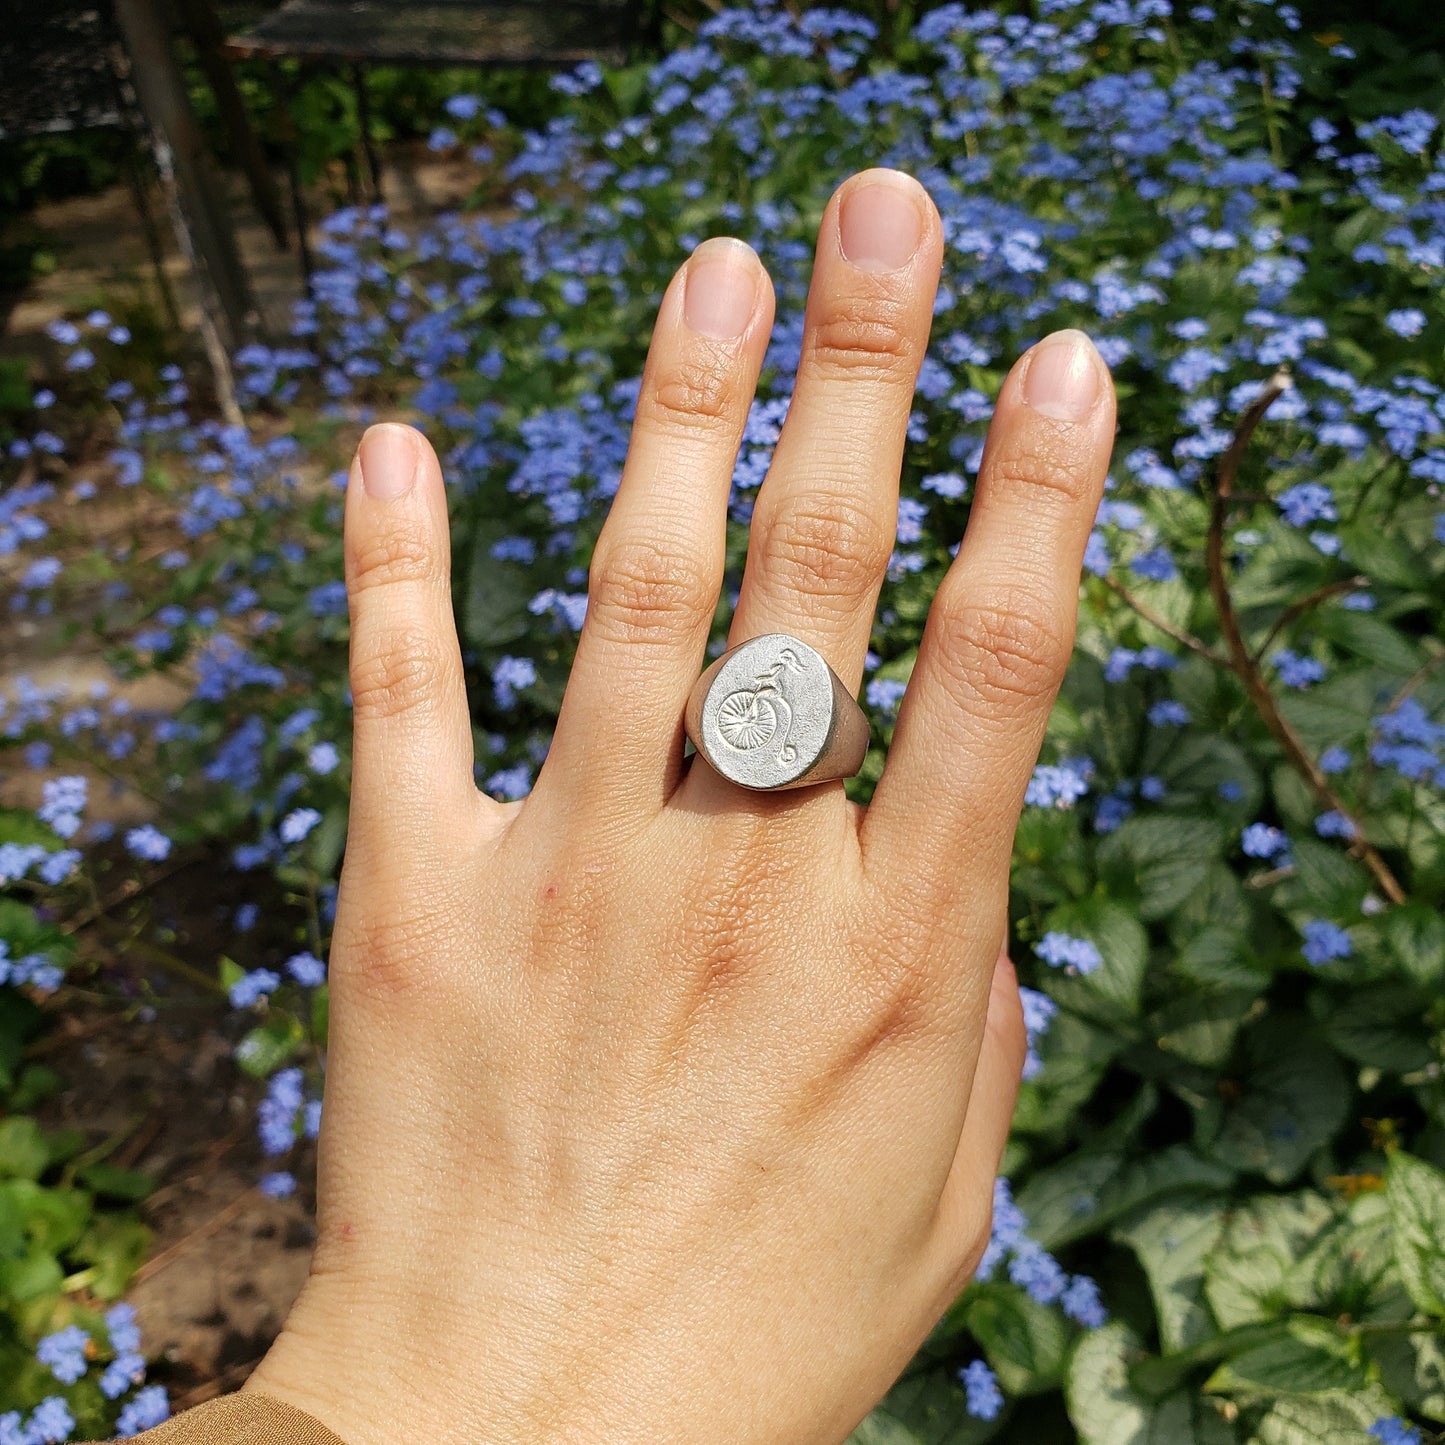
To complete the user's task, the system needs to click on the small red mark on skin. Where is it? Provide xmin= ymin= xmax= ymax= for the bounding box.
xmin=340 ymin=1223 xmax=355 ymax=1240
xmin=541 ymin=882 xmax=560 ymax=901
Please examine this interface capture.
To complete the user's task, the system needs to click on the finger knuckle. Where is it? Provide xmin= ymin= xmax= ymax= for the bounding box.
xmin=333 ymin=907 xmax=453 ymax=1007
xmin=986 ymin=436 xmax=1098 ymax=509
xmin=588 ymin=539 xmax=717 ymax=644
xmin=933 ymin=589 xmax=1071 ymax=714
xmin=637 ymin=355 xmax=740 ymax=438
xmin=758 ymin=493 xmax=892 ymax=602
xmin=350 ymin=624 xmax=454 ymax=724
xmin=804 ymin=298 xmax=918 ymax=386
xmin=347 ymin=524 xmax=443 ymax=598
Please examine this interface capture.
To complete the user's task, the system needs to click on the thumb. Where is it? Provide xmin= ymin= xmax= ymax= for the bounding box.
xmin=929 ymin=944 xmax=1027 ymax=1290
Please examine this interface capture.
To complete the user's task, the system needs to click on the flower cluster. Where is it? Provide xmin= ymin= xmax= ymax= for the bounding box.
xmin=25 ymin=1309 xmax=168 ymax=1438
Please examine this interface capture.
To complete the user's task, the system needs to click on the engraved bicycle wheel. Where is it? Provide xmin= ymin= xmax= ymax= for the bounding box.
xmin=716 ymin=691 xmax=777 ymax=750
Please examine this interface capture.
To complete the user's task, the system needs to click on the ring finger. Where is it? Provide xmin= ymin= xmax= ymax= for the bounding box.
xmin=722 ymin=169 xmax=943 ymax=698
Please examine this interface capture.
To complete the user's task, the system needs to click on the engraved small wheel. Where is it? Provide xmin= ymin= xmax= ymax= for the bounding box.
xmin=717 ymin=691 xmax=776 ymax=750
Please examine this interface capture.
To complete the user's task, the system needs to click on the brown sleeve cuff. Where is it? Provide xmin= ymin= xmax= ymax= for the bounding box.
xmin=81 ymin=1391 xmax=347 ymax=1445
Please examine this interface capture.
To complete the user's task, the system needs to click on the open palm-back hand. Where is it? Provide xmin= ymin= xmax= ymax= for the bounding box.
xmin=246 ymin=168 xmax=1116 ymax=1444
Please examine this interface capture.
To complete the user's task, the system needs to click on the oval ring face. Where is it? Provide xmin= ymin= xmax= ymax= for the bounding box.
xmin=696 ymin=634 xmax=835 ymax=789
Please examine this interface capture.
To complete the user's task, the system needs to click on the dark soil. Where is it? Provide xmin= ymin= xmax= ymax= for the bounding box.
xmin=36 ymin=993 xmax=316 ymax=1407
xmin=30 ymin=845 xmax=320 ymax=1407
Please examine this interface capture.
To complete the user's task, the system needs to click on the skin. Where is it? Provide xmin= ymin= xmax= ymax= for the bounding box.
xmin=244 ymin=168 xmax=1117 ymax=1444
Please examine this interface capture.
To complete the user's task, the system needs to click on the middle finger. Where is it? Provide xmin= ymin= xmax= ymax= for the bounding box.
xmin=724 ymin=169 xmax=943 ymax=696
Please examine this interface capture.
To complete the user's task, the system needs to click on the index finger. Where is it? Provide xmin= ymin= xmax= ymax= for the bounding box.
xmin=861 ymin=329 xmax=1115 ymax=912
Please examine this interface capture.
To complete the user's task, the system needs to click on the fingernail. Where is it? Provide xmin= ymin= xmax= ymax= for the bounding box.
xmin=839 ymin=172 xmax=926 ymax=273
xmin=684 ymin=238 xmax=760 ymax=339
xmin=1022 ymin=330 xmax=1100 ymax=422
xmin=357 ymin=423 xmax=419 ymax=500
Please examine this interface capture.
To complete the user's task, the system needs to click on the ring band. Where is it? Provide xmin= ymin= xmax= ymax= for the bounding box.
xmin=684 ymin=633 xmax=870 ymax=791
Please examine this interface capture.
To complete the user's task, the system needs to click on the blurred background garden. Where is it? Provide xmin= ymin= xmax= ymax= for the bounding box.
xmin=3 ymin=0 xmax=1445 ymax=1439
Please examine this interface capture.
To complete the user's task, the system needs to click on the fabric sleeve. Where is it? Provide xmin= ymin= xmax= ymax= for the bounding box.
xmin=79 ymin=1391 xmax=347 ymax=1445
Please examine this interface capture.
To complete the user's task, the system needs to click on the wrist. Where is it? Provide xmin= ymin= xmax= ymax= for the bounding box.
xmin=245 ymin=1274 xmax=618 ymax=1445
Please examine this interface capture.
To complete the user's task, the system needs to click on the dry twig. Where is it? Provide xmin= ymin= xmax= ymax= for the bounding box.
xmin=1205 ymin=369 xmax=1405 ymax=904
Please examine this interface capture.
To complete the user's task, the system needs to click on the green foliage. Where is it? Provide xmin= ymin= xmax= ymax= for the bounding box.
xmin=0 ymin=812 xmax=155 ymax=1421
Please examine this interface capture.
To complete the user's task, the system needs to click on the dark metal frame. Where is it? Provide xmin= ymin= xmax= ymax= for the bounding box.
xmin=222 ymin=0 xmax=662 ymax=286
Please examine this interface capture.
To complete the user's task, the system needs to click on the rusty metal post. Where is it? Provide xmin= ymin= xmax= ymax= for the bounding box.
xmin=169 ymin=0 xmax=290 ymax=249
xmin=112 ymin=0 xmax=258 ymax=348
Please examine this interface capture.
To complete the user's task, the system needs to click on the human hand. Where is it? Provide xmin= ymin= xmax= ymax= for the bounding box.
xmin=244 ymin=168 xmax=1116 ymax=1443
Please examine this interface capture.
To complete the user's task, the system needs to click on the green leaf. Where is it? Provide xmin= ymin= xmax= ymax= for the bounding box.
xmin=1383 ymin=905 xmax=1445 ymax=989
xmin=1336 ymin=524 xmax=1431 ymax=590
xmin=307 ymin=802 xmax=349 ymax=878
xmin=461 ymin=513 xmax=536 ymax=648
xmin=1315 ymin=985 xmax=1433 ymax=1074
xmin=1275 ymin=671 xmax=1378 ymax=752
xmin=1151 ymin=991 xmax=1259 ymax=1070
xmin=1066 ymin=1322 xmax=1237 ymax=1445
xmin=846 ymin=1365 xmax=1003 ymax=1444
xmin=1204 ymin=1316 xmax=1365 ymax=1395
xmin=1017 ymin=1146 xmax=1235 ymax=1252
xmin=1287 ymin=1192 xmax=1403 ymax=1321
xmin=601 ymin=61 xmax=648 ymax=114
xmin=1368 ymin=1328 xmax=1445 ymax=1422
xmin=74 ymin=1214 xmax=151 ymax=1300
xmin=77 ymin=1163 xmax=155 ymax=1202
xmin=1113 ymin=1197 xmax=1227 ymax=1354
xmin=1097 ymin=816 xmax=1227 ymax=922
xmin=6 ymin=1064 xmax=62 ymax=1112
xmin=0 ymin=986 xmax=43 ymax=1095
xmin=1204 ymin=1192 xmax=1337 ymax=1330
xmin=847 ymin=1415 xmax=929 ymax=1445
xmin=1313 ymin=607 xmax=1423 ymax=675
xmin=1386 ymin=1151 xmax=1445 ymax=1318
xmin=965 ymin=1283 xmax=1071 ymax=1397
xmin=1040 ymin=898 xmax=1150 ymax=1017
xmin=1250 ymin=1386 xmax=1400 ymax=1445
xmin=235 ymin=1013 xmax=306 ymax=1078
xmin=0 ymin=1244 xmax=63 ymax=1305
xmin=1152 ymin=736 xmax=1260 ymax=815
xmin=2 ymin=1178 xmax=92 ymax=1253
xmin=1011 ymin=1010 xmax=1121 ymax=1138
xmin=1171 ymin=928 xmax=1265 ymax=992
xmin=1285 ymin=836 xmax=1370 ymax=917
xmin=1209 ymin=1017 xmax=1350 ymax=1185
xmin=0 ymin=1118 xmax=49 ymax=1180
xmin=0 ymin=897 xmax=50 ymax=950
xmin=0 ymin=810 xmax=61 ymax=851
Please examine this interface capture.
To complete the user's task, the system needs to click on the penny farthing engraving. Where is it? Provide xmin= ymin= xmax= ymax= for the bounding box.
xmin=714 ymin=648 xmax=803 ymax=762
xmin=717 ymin=690 xmax=777 ymax=750
xmin=693 ymin=635 xmax=839 ymax=790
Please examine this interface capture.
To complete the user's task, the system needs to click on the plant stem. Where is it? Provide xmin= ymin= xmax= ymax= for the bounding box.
xmin=1101 ymin=576 xmax=1230 ymax=666
xmin=1259 ymin=64 xmax=1285 ymax=170
xmin=1386 ymin=650 xmax=1445 ymax=713
xmin=114 ymin=936 xmax=228 ymax=997
xmin=1348 ymin=1319 xmax=1445 ymax=1338
xmin=1205 ymin=369 xmax=1406 ymax=905
xmin=62 ymin=859 xmax=190 ymax=936
xmin=1251 ymin=575 xmax=1369 ymax=664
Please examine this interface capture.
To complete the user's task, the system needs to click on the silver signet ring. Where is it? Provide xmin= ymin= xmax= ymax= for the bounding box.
xmin=683 ymin=633 xmax=871 ymax=791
